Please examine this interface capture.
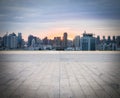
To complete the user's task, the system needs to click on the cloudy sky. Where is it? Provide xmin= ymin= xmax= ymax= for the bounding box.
xmin=0 ymin=0 xmax=120 ymax=40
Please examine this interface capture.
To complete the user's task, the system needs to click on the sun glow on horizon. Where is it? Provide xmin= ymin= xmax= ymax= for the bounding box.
xmin=47 ymin=32 xmax=76 ymax=40
xmin=22 ymin=31 xmax=77 ymax=41
xmin=21 ymin=29 xmax=120 ymax=41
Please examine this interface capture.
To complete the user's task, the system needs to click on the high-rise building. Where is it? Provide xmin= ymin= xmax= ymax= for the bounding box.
xmin=62 ymin=32 xmax=68 ymax=49
xmin=28 ymin=35 xmax=34 ymax=47
xmin=9 ymin=33 xmax=18 ymax=49
xmin=116 ymin=36 xmax=120 ymax=50
xmin=80 ymin=32 xmax=95 ymax=50
xmin=31 ymin=39 xmax=35 ymax=47
xmin=96 ymin=35 xmax=100 ymax=44
xmin=67 ymin=40 xmax=73 ymax=48
xmin=54 ymin=37 xmax=61 ymax=46
xmin=18 ymin=32 xmax=22 ymax=48
xmin=53 ymin=37 xmax=61 ymax=49
xmin=95 ymin=35 xmax=101 ymax=50
xmin=0 ymin=37 xmax=3 ymax=49
xmin=48 ymin=39 xmax=53 ymax=46
xmin=102 ymin=36 xmax=106 ymax=43
xmin=43 ymin=37 xmax=48 ymax=45
xmin=107 ymin=36 xmax=111 ymax=44
xmin=3 ymin=33 xmax=9 ymax=48
xmin=112 ymin=36 xmax=116 ymax=43
xmin=73 ymin=36 xmax=80 ymax=50
xmin=36 ymin=37 xmax=42 ymax=46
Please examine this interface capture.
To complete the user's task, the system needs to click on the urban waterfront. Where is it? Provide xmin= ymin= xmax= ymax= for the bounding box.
xmin=0 ymin=51 xmax=120 ymax=98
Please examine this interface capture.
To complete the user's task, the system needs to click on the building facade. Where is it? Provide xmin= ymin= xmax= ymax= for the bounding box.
xmin=80 ymin=32 xmax=95 ymax=50
xmin=73 ymin=36 xmax=80 ymax=50
xmin=62 ymin=32 xmax=68 ymax=49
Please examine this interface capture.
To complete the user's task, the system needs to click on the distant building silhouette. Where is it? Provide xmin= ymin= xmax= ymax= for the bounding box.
xmin=107 ymin=36 xmax=111 ymax=44
xmin=116 ymin=36 xmax=120 ymax=50
xmin=96 ymin=35 xmax=100 ymax=44
xmin=95 ymin=35 xmax=101 ymax=50
xmin=0 ymin=37 xmax=3 ymax=49
xmin=18 ymin=32 xmax=22 ymax=48
xmin=73 ymin=36 xmax=80 ymax=50
xmin=0 ymin=31 xmax=120 ymax=51
xmin=80 ymin=31 xmax=95 ymax=50
xmin=8 ymin=33 xmax=18 ymax=49
xmin=112 ymin=36 xmax=116 ymax=43
xmin=43 ymin=37 xmax=48 ymax=45
xmin=31 ymin=38 xmax=35 ymax=47
xmin=102 ymin=36 xmax=106 ymax=43
xmin=53 ymin=37 xmax=62 ymax=49
xmin=28 ymin=35 xmax=34 ymax=47
xmin=3 ymin=33 xmax=9 ymax=48
xmin=62 ymin=32 xmax=68 ymax=49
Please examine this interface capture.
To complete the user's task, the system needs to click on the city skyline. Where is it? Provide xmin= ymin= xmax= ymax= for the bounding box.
xmin=0 ymin=31 xmax=120 ymax=51
xmin=0 ymin=31 xmax=119 ymax=41
xmin=0 ymin=0 xmax=120 ymax=40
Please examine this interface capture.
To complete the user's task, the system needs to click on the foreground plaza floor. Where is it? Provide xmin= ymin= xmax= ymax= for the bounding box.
xmin=0 ymin=51 xmax=120 ymax=98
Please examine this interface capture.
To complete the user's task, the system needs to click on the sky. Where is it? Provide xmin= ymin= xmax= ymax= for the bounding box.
xmin=0 ymin=0 xmax=120 ymax=41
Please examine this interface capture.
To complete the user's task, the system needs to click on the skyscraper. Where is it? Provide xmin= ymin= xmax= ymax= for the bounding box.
xmin=112 ymin=36 xmax=116 ymax=43
xmin=0 ymin=37 xmax=3 ymax=49
xmin=43 ymin=37 xmax=48 ymax=45
xmin=62 ymin=32 xmax=68 ymax=49
xmin=96 ymin=35 xmax=100 ymax=44
xmin=95 ymin=35 xmax=101 ymax=50
xmin=80 ymin=32 xmax=95 ymax=50
xmin=3 ymin=33 xmax=9 ymax=48
xmin=107 ymin=36 xmax=111 ymax=44
xmin=9 ymin=33 xmax=18 ymax=49
xmin=31 ymin=38 xmax=35 ymax=47
xmin=28 ymin=35 xmax=34 ymax=47
xmin=116 ymin=36 xmax=120 ymax=50
xmin=73 ymin=36 xmax=80 ymax=50
xmin=18 ymin=32 xmax=22 ymax=48
xmin=53 ymin=37 xmax=61 ymax=49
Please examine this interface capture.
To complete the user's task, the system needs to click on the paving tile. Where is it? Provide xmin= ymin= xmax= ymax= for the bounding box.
xmin=0 ymin=51 xmax=120 ymax=98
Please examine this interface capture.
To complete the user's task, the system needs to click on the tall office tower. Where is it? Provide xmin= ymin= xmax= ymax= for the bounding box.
xmin=36 ymin=37 xmax=42 ymax=46
xmin=62 ymin=32 xmax=68 ymax=49
xmin=53 ymin=37 xmax=61 ymax=49
xmin=116 ymin=36 xmax=120 ymax=50
xmin=31 ymin=39 xmax=35 ymax=47
xmin=96 ymin=35 xmax=100 ymax=44
xmin=54 ymin=37 xmax=61 ymax=46
xmin=80 ymin=32 xmax=95 ymax=50
xmin=112 ymin=36 xmax=116 ymax=50
xmin=67 ymin=40 xmax=73 ymax=47
xmin=112 ymin=36 xmax=116 ymax=43
xmin=18 ymin=32 xmax=22 ymax=48
xmin=73 ymin=36 xmax=80 ymax=50
xmin=28 ymin=35 xmax=34 ymax=47
xmin=102 ymin=36 xmax=106 ymax=43
xmin=3 ymin=33 xmax=9 ymax=48
xmin=9 ymin=33 xmax=18 ymax=49
xmin=107 ymin=36 xmax=111 ymax=44
xmin=95 ymin=35 xmax=101 ymax=50
xmin=0 ymin=37 xmax=3 ymax=48
xmin=48 ymin=39 xmax=53 ymax=46
xmin=43 ymin=37 xmax=48 ymax=45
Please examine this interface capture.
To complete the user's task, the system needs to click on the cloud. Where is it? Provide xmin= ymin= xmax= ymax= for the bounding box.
xmin=0 ymin=0 xmax=120 ymax=37
xmin=0 ymin=0 xmax=120 ymax=21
